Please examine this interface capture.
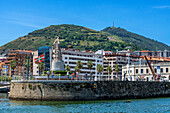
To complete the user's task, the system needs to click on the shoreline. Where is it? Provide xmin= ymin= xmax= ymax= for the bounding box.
xmin=9 ymin=80 xmax=170 ymax=101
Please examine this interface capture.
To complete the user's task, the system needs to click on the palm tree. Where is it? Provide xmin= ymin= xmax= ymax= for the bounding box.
xmin=115 ymin=64 xmax=120 ymax=81
xmin=76 ymin=60 xmax=83 ymax=79
xmin=74 ymin=66 xmax=80 ymax=80
xmin=24 ymin=59 xmax=33 ymax=77
xmin=10 ymin=60 xmax=16 ymax=77
xmin=87 ymin=61 xmax=93 ymax=80
xmin=65 ymin=65 xmax=70 ymax=80
xmin=38 ymin=62 xmax=45 ymax=76
xmin=106 ymin=66 xmax=112 ymax=81
xmin=97 ymin=64 xmax=103 ymax=81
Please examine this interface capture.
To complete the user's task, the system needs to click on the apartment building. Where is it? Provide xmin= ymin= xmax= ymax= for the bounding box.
xmin=122 ymin=63 xmax=170 ymax=81
xmin=0 ymin=61 xmax=10 ymax=76
xmin=6 ymin=50 xmax=33 ymax=76
xmin=103 ymin=51 xmax=140 ymax=80
xmin=62 ymin=48 xmax=103 ymax=78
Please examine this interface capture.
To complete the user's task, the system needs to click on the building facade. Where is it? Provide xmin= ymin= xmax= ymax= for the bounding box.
xmin=6 ymin=50 xmax=33 ymax=77
xmin=103 ymin=51 xmax=140 ymax=80
xmin=122 ymin=63 xmax=170 ymax=81
xmin=134 ymin=50 xmax=170 ymax=58
xmin=38 ymin=46 xmax=52 ymax=71
xmin=0 ymin=61 xmax=10 ymax=76
xmin=62 ymin=48 xmax=103 ymax=78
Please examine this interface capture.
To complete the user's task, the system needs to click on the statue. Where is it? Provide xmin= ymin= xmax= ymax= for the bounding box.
xmin=51 ymin=37 xmax=65 ymax=71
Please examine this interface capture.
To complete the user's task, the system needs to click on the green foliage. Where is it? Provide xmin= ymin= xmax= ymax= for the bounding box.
xmin=38 ymin=62 xmax=45 ymax=76
xmin=87 ymin=61 xmax=93 ymax=70
xmin=106 ymin=66 xmax=112 ymax=75
xmin=97 ymin=64 xmax=103 ymax=74
xmin=115 ymin=64 xmax=120 ymax=77
xmin=0 ymin=75 xmax=12 ymax=81
xmin=76 ymin=60 xmax=83 ymax=70
xmin=102 ymin=27 xmax=170 ymax=51
xmin=0 ymin=24 xmax=142 ymax=54
xmin=28 ymin=83 xmax=32 ymax=89
xmin=74 ymin=66 xmax=80 ymax=72
xmin=65 ymin=65 xmax=70 ymax=72
xmin=0 ymin=24 xmax=169 ymax=54
xmin=43 ymin=70 xmax=72 ymax=75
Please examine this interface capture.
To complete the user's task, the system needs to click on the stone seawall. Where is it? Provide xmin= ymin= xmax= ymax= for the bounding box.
xmin=9 ymin=80 xmax=170 ymax=101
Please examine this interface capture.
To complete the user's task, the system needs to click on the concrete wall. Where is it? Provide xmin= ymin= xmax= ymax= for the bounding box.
xmin=9 ymin=80 xmax=170 ymax=101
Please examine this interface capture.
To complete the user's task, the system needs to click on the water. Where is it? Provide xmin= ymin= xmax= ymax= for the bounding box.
xmin=0 ymin=93 xmax=170 ymax=113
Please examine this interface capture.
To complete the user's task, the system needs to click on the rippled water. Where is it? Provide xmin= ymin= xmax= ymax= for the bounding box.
xmin=0 ymin=93 xmax=170 ymax=113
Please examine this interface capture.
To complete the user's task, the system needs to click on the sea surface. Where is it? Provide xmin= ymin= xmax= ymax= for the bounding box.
xmin=0 ymin=93 xmax=170 ymax=113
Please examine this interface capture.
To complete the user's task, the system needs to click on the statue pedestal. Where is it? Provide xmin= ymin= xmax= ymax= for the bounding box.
xmin=51 ymin=60 xmax=65 ymax=71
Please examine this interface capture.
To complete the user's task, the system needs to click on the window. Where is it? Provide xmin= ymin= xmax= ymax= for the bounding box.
xmin=141 ymin=69 xmax=143 ymax=73
xmin=166 ymin=68 xmax=168 ymax=73
xmin=154 ymin=68 xmax=157 ymax=73
xmin=65 ymin=57 xmax=67 ymax=59
xmin=136 ymin=69 xmax=138 ymax=73
xmin=2 ymin=65 xmax=8 ymax=68
xmin=146 ymin=69 xmax=149 ymax=73
xmin=161 ymin=68 xmax=163 ymax=73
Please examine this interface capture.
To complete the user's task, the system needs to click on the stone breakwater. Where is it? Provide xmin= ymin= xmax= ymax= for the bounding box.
xmin=9 ymin=80 xmax=170 ymax=101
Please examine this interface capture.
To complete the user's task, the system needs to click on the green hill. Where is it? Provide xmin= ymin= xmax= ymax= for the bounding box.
xmin=0 ymin=24 xmax=141 ymax=53
xmin=0 ymin=24 xmax=169 ymax=54
xmin=102 ymin=27 xmax=170 ymax=51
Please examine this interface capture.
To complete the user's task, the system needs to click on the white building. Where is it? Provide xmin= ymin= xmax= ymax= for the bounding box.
xmin=62 ymin=48 xmax=103 ymax=78
xmin=122 ymin=62 xmax=170 ymax=81
xmin=33 ymin=47 xmax=103 ymax=78
xmin=33 ymin=51 xmax=39 ymax=76
xmin=103 ymin=51 xmax=141 ymax=80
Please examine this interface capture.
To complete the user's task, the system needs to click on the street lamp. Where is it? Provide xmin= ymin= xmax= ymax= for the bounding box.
xmin=127 ymin=49 xmax=131 ymax=81
xmin=27 ymin=56 xmax=29 ymax=80
xmin=139 ymin=58 xmax=142 ymax=81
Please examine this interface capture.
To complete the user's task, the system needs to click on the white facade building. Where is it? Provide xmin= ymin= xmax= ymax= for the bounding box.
xmin=103 ymin=51 xmax=141 ymax=80
xmin=62 ymin=48 xmax=103 ymax=78
xmin=33 ymin=48 xmax=103 ymax=77
xmin=33 ymin=51 xmax=39 ymax=76
xmin=122 ymin=63 xmax=170 ymax=81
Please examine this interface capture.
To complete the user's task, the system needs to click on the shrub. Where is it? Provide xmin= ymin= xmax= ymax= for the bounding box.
xmin=43 ymin=70 xmax=72 ymax=75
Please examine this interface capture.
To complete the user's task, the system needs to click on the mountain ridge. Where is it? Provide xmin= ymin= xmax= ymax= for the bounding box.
xmin=0 ymin=24 xmax=169 ymax=54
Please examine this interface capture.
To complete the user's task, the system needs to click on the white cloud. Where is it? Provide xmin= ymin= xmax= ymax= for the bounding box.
xmin=153 ymin=5 xmax=170 ymax=9
xmin=7 ymin=20 xmax=43 ymax=28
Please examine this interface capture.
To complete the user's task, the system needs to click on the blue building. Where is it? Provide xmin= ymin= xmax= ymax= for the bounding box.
xmin=38 ymin=46 xmax=52 ymax=71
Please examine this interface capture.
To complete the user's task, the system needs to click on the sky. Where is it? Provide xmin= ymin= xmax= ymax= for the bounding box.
xmin=0 ymin=0 xmax=170 ymax=46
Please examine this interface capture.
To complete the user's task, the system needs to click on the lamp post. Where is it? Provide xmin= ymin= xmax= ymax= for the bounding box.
xmin=1 ymin=69 xmax=2 ymax=83
xmin=127 ymin=49 xmax=131 ymax=81
xmin=27 ymin=56 xmax=29 ymax=80
xmin=5 ymin=66 xmax=7 ymax=84
xmin=139 ymin=58 xmax=141 ymax=81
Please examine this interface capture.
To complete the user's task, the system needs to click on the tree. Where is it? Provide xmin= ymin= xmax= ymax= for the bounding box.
xmin=76 ymin=60 xmax=83 ymax=70
xmin=87 ymin=61 xmax=93 ymax=80
xmin=74 ymin=66 xmax=80 ymax=80
xmin=106 ymin=66 xmax=112 ymax=81
xmin=38 ymin=62 xmax=45 ymax=76
xmin=76 ymin=60 xmax=83 ymax=79
xmin=115 ymin=64 xmax=120 ymax=80
xmin=65 ymin=65 xmax=70 ymax=80
xmin=10 ymin=60 xmax=16 ymax=77
xmin=97 ymin=64 xmax=103 ymax=81
xmin=24 ymin=59 xmax=33 ymax=76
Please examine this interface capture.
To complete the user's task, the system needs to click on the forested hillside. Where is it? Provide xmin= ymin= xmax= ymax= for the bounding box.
xmin=0 ymin=24 xmax=141 ymax=53
xmin=102 ymin=27 xmax=170 ymax=51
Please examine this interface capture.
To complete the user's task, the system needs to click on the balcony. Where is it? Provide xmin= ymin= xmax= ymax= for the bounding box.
xmin=7 ymin=57 xmax=15 ymax=60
